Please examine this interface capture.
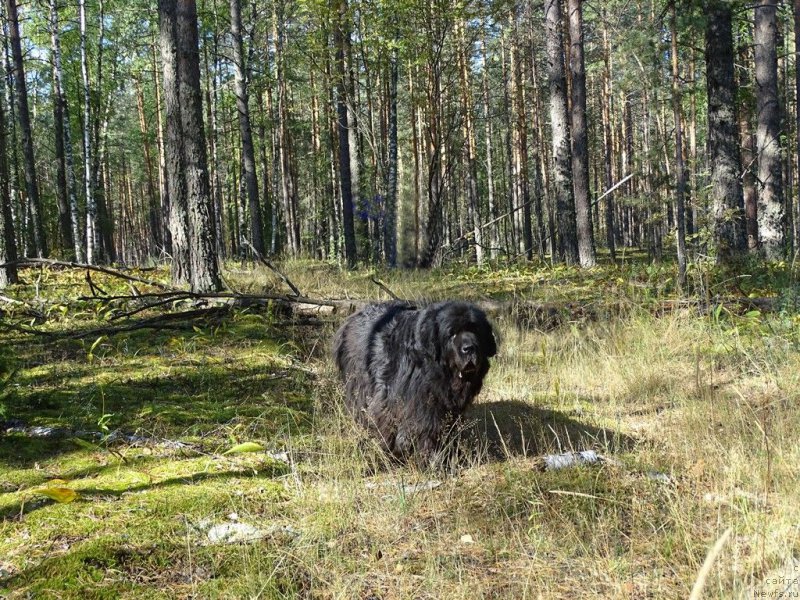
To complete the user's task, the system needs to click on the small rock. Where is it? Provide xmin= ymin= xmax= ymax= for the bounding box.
xmin=646 ymin=471 xmax=674 ymax=484
xmin=207 ymin=522 xmax=266 ymax=544
xmin=460 ymin=534 xmax=475 ymax=544
xmin=543 ymin=450 xmax=602 ymax=470
xmin=401 ymin=480 xmax=441 ymax=494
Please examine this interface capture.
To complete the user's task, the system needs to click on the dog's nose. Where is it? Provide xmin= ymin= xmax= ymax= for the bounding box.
xmin=461 ymin=343 xmax=476 ymax=355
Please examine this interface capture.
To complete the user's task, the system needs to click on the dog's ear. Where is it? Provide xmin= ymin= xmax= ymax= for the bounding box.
xmin=414 ymin=307 xmax=441 ymax=362
xmin=476 ymin=312 xmax=498 ymax=358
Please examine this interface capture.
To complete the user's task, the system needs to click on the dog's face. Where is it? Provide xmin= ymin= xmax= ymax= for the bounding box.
xmin=448 ymin=330 xmax=484 ymax=380
xmin=416 ymin=302 xmax=497 ymax=382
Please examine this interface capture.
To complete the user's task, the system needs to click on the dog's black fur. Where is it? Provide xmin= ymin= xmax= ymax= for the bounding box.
xmin=333 ymin=301 xmax=497 ymax=464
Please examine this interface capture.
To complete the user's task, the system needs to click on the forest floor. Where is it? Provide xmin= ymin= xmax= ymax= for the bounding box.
xmin=1 ymin=256 xmax=799 ymax=598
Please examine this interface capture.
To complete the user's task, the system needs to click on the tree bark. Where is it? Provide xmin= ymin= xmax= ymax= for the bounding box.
xmin=135 ymin=76 xmax=161 ymax=256
xmin=544 ymin=0 xmax=578 ymax=264
xmin=158 ymin=0 xmax=190 ymax=284
xmin=670 ymin=5 xmax=687 ymax=288
xmin=384 ymin=43 xmax=399 ymax=267
xmin=79 ymin=0 xmax=97 ymax=263
xmin=567 ymin=0 xmax=595 ymax=267
xmin=175 ymin=0 xmax=222 ymax=291
xmin=705 ymin=0 xmax=746 ymax=260
xmin=50 ymin=3 xmax=72 ymax=258
xmin=152 ymin=39 xmax=171 ymax=256
xmin=481 ymin=31 xmax=499 ymax=260
xmin=6 ymin=0 xmax=47 ymax=258
xmin=457 ymin=19 xmax=483 ymax=265
xmin=50 ymin=0 xmax=83 ymax=262
xmin=795 ymin=0 xmax=800 ymax=250
xmin=335 ymin=0 xmax=357 ymax=267
xmin=754 ymin=0 xmax=785 ymax=258
xmin=274 ymin=0 xmax=300 ymax=256
xmin=601 ymin=12 xmax=615 ymax=260
xmin=0 ymin=79 xmax=18 ymax=286
xmin=230 ymin=0 xmax=264 ymax=255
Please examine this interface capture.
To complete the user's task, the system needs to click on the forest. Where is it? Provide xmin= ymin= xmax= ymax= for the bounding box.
xmin=1 ymin=0 xmax=799 ymax=598
xmin=0 ymin=0 xmax=796 ymax=279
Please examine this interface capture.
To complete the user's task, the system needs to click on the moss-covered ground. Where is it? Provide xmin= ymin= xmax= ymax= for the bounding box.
xmin=1 ymin=258 xmax=798 ymax=598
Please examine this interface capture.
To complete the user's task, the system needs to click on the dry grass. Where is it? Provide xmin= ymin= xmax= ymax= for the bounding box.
xmin=1 ymin=260 xmax=798 ymax=598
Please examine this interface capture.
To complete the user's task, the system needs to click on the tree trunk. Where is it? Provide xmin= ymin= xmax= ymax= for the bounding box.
xmin=335 ymin=0 xmax=357 ymax=267
xmin=50 ymin=0 xmax=83 ymax=261
xmin=670 ymin=6 xmax=687 ymax=287
xmin=384 ymin=43 xmax=399 ymax=267
xmin=510 ymin=21 xmax=532 ymax=260
xmin=544 ymin=0 xmax=578 ymax=264
xmin=230 ymin=0 xmax=264 ymax=255
xmin=457 ymin=19 xmax=483 ymax=265
xmin=79 ymin=0 xmax=97 ymax=263
xmin=6 ymin=0 xmax=47 ymax=258
xmin=274 ymin=0 xmax=300 ymax=256
xmin=754 ymin=0 xmax=785 ymax=258
xmin=158 ymin=0 xmax=190 ymax=284
xmin=795 ymin=0 xmax=800 ymax=250
xmin=706 ymin=0 xmax=746 ymax=260
xmin=51 ymin=14 xmax=72 ymax=257
xmin=0 ymin=80 xmax=18 ymax=286
xmin=152 ymin=39 xmax=171 ymax=256
xmin=175 ymin=0 xmax=222 ymax=291
xmin=567 ymin=0 xmax=595 ymax=267
xmin=601 ymin=13 xmax=615 ymax=260
xmin=135 ymin=76 xmax=161 ymax=256
xmin=481 ymin=31 xmax=499 ymax=260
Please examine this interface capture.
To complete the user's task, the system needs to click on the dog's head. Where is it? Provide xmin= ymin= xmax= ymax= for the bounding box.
xmin=416 ymin=302 xmax=497 ymax=382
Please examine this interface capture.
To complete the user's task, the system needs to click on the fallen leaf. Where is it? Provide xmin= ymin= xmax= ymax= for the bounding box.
xmin=223 ymin=442 xmax=264 ymax=455
xmin=32 ymin=487 xmax=78 ymax=504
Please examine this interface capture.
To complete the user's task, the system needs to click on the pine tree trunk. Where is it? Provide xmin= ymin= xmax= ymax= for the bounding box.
xmin=544 ymin=0 xmax=578 ymax=264
xmin=274 ymin=0 xmax=300 ymax=256
xmin=481 ymin=31 xmax=499 ymax=260
xmin=6 ymin=0 xmax=47 ymax=258
xmin=706 ymin=0 xmax=746 ymax=260
xmin=175 ymin=0 xmax=222 ymax=291
xmin=670 ymin=6 xmax=687 ymax=287
xmin=79 ymin=0 xmax=97 ymax=263
xmin=230 ymin=0 xmax=264 ymax=254
xmin=152 ymin=39 xmax=171 ymax=256
xmin=384 ymin=44 xmax=399 ymax=267
xmin=135 ymin=77 xmax=161 ymax=256
xmin=335 ymin=0 xmax=357 ymax=267
xmin=567 ymin=0 xmax=595 ymax=267
xmin=158 ymin=0 xmax=190 ymax=284
xmin=0 ymin=82 xmax=18 ymax=286
xmin=50 ymin=0 xmax=83 ymax=261
xmin=457 ymin=20 xmax=483 ymax=265
xmin=795 ymin=0 xmax=800 ymax=249
xmin=754 ymin=0 xmax=785 ymax=258
xmin=510 ymin=21 xmax=532 ymax=260
xmin=601 ymin=14 xmax=615 ymax=260
xmin=51 ymin=40 xmax=72 ymax=257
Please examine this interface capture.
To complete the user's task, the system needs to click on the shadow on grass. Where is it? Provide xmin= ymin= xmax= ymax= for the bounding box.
xmin=465 ymin=400 xmax=637 ymax=461
xmin=2 ymin=360 xmax=314 ymax=470
xmin=0 ymin=461 xmax=289 ymax=521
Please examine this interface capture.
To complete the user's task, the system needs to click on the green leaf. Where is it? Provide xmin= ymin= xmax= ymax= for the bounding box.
xmin=32 ymin=487 xmax=79 ymax=504
xmin=223 ymin=442 xmax=264 ymax=455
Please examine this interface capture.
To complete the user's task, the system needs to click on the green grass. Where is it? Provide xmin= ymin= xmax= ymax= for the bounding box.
xmin=1 ymin=259 xmax=799 ymax=598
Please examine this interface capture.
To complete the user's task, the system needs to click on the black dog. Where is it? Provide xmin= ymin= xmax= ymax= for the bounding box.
xmin=333 ymin=301 xmax=497 ymax=464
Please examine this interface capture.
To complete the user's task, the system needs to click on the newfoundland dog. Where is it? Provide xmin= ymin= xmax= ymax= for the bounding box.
xmin=333 ymin=301 xmax=497 ymax=464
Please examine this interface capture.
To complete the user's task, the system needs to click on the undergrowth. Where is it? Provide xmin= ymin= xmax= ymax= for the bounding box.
xmin=0 ymin=259 xmax=798 ymax=598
